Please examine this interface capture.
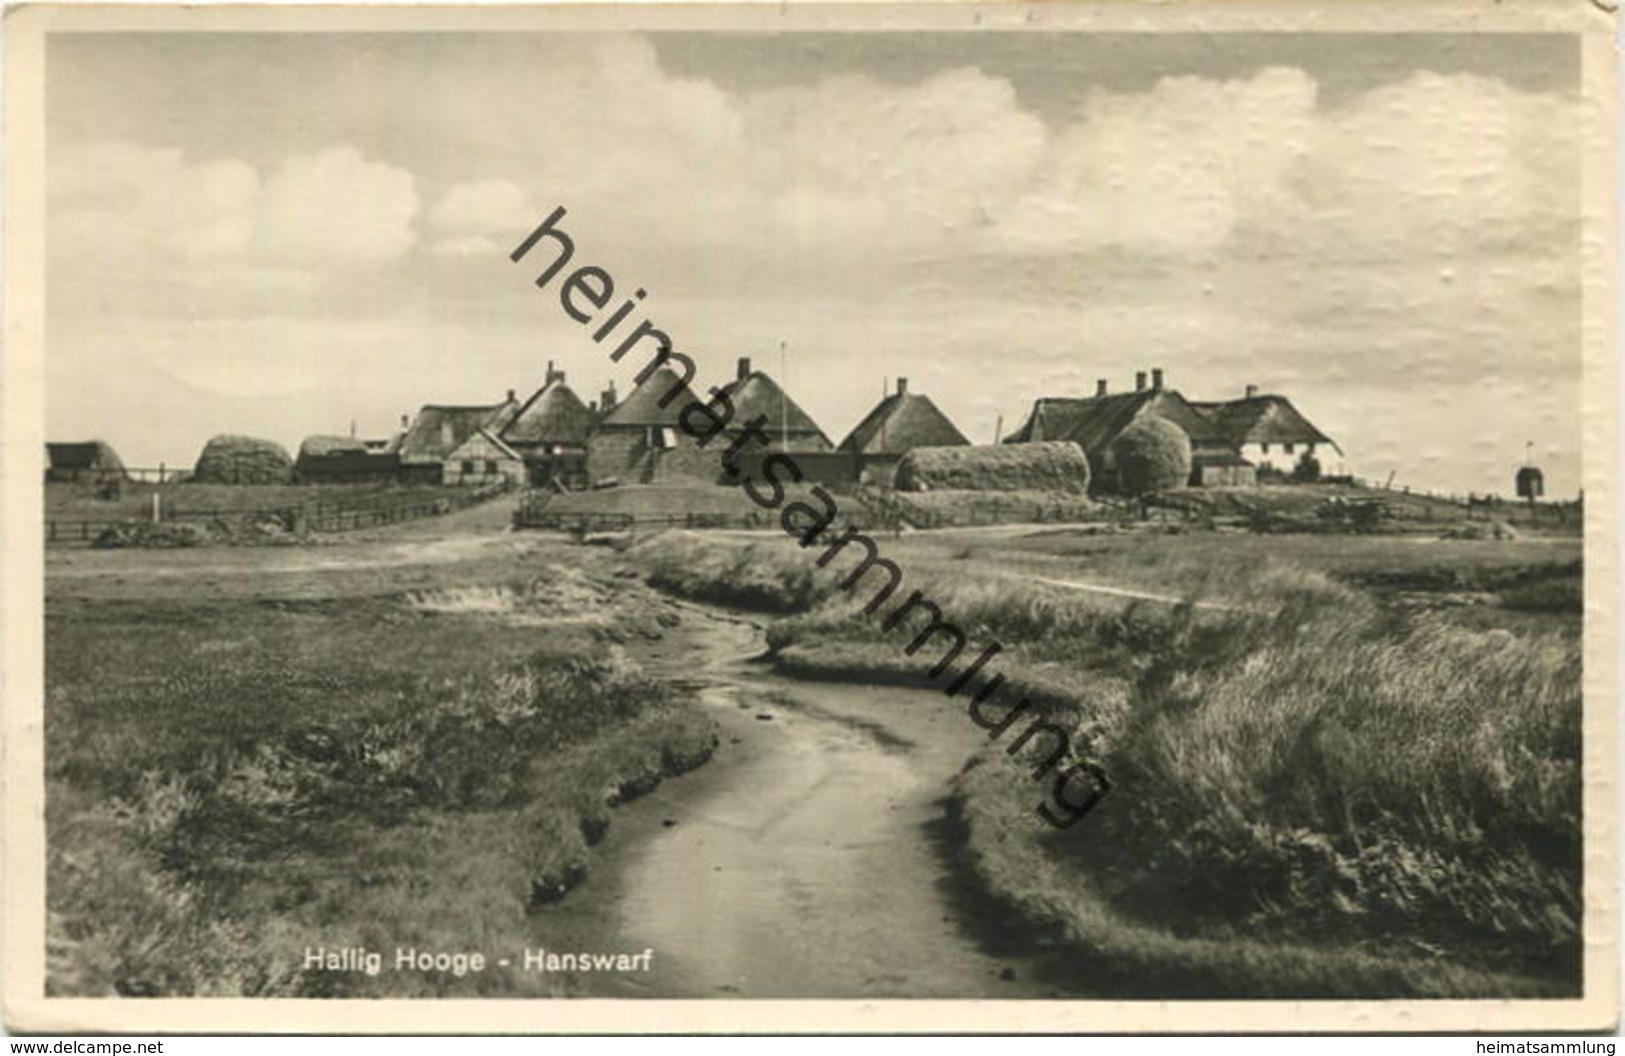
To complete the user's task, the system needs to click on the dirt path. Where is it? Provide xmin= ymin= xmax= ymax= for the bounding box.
xmin=527 ymin=603 xmax=1084 ymax=999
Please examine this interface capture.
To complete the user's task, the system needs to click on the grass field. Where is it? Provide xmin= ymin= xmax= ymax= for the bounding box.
xmin=629 ymin=527 xmax=1583 ymax=996
xmin=45 ymin=538 xmax=716 ymax=997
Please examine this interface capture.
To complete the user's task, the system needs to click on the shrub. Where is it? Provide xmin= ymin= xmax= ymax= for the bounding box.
xmin=1111 ymin=418 xmax=1192 ymax=496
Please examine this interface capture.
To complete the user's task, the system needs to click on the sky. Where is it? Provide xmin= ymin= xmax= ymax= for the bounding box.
xmin=45 ymin=31 xmax=1582 ymax=496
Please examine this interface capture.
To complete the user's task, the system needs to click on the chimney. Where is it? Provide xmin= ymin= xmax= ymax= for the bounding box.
xmin=1151 ymin=368 xmax=1164 ymax=391
xmin=507 ymin=388 xmax=516 ymax=403
xmin=1135 ymin=371 xmax=1147 ymax=392
xmin=400 ymin=413 xmax=409 ymax=430
xmin=738 ymin=356 xmax=752 ymax=381
xmin=896 ymin=377 xmax=909 ymax=395
xmin=1095 ymin=379 xmax=1108 ymax=397
xmin=1245 ymin=383 xmax=1258 ymax=399
xmin=600 ymin=382 xmax=617 ymax=412
xmin=545 ymin=359 xmax=564 ymax=385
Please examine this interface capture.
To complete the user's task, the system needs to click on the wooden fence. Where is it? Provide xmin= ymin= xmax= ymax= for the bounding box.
xmin=46 ymin=483 xmax=511 ymax=547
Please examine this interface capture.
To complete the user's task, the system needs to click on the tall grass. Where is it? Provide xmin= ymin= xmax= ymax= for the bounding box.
xmin=47 ymin=592 xmax=716 ymax=997
xmin=632 ymin=530 xmax=1582 ymax=994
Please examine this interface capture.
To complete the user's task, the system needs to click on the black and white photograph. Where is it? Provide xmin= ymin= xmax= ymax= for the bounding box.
xmin=2 ymin=0 xmax=1616 ymax=1035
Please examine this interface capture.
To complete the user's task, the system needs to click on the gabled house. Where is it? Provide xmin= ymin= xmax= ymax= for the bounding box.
xmin=501 ymin=361 xmax=597 ymax=489
xmin=396 ymin=393 xmax=522 ymax=484
xmin=444 ymin=428 xmax=526 ymax=487
xmin=1004 ymin=369 xmax=1254 ymax=488
xmin=715 ymin=357 xmax=833 ymax=453
xmin=586 ymin=365 xmax=720 ymax=485
xmin=837 ymin=378 xmax=969 ymax=486
xmin=1190 ymin=386 xmax=1343 ymax=479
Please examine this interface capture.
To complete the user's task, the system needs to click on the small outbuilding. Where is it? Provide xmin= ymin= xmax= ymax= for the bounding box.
xmin=45 ymin=440 xmax=126 ymax=484
xmin=295 ymin=435 xmax=401 ymax=484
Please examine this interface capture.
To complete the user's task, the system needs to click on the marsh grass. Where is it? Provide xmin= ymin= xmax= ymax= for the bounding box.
xmin=631 ymin=529 xmax=1582 ymax=995
xmin=46 ymin=576 xmax=716 ymax=997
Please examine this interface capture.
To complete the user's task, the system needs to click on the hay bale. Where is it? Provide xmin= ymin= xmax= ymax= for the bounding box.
xmin=895 ymin=441 xmax=1091 ymax=494
xmin=192 ymin=434 xmax=294 ymax=485
xmin=298 ymin=434 xmax=368 ymax=460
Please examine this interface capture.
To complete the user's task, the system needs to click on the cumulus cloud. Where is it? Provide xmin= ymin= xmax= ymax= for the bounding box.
xmin=49 ymin=141 xmax=419 ymax=280
xmin=43 ymin=35 xmax=1582 ymax=495
xmin=256 ymin=147 xmax=418 ymax=262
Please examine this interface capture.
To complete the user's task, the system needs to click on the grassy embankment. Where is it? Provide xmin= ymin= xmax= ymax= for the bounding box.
xmin=46 ymin=544 xmax=715 ymax=997
xmin=631 ymin=528 xmax=1582 ymax=997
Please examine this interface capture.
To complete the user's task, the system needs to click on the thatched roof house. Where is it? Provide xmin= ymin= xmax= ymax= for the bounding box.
xmin=1190 ymin=391 xmax=1340 ymax=453
xmin=896 ymin=441 xmax=1090 ymax=494
xmin=502 ymin=363 xmax=596 ymax=451
xmin=838 ymin=379 xmax=969 ymax=456
xmin=397 ymin=395 xmax=521 ymax=466
xmin=715 ymin=357 xmax=832 ymax=451
xmin=587 ymin=365 xmax=718 ymax=484
xmin=46 ymin=440 xmax=126 ymax=482
xmin=1189 ymin=386 xmax=1341 ymax=478
xmin=1004 ymin=370 xmax=1248 ymax=487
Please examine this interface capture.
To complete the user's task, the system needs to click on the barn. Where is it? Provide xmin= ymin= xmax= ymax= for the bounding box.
xmin=500 ymin=362 xmax=597 ymax=489
xmin=836 ymin=379 xmax=970 ymax=487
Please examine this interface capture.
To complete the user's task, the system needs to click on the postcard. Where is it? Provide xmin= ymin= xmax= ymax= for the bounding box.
xmin=3 ymin=0 xmax=1616 ymax=1034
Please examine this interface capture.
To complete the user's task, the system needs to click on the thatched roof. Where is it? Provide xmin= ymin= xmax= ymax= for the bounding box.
xmin=598 ymin=366 xmax=698 ymax=429
xmin=1190 ymin=395 xmax=1340 ymax=453
xmin=1004 ymin=390 xmax=1229 ymax=458
xmin=298 ymin=435 xmax=369 ymax=460
xmin=502 ymin=376 xmax=596 ymax=446
xmin=46 ymin=440 xmax=125 ymax=473
xmin=896 ymin=441 xmax=1090 ymax=494
xmin=397 ymin=400 xmax=518 ymax=464
xmin=839 ymin=388 xmax=969 ymax=455
xmin=715 ymin=368 xmax=832 ymax=450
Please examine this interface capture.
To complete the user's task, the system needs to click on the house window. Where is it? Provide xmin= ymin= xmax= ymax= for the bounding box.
xmin=648 ymin=426 xmax=677 ymax=450
xmin=460 ymin=459 xmax=475 ymax=475
xmin=485 ymin=459 xmax=498 ymax=474
xmin=1261 ymin=442 xmax=1269 ymax=454
xmin=1284 ymin=442 xmax=1294 ymax=454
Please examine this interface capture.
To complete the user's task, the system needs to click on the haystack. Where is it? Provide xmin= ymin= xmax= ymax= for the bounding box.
xmin=193 ymin=435 xmax=294 ymax=485
xmin=895 ymin=441 xmax=1090 ymax=494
